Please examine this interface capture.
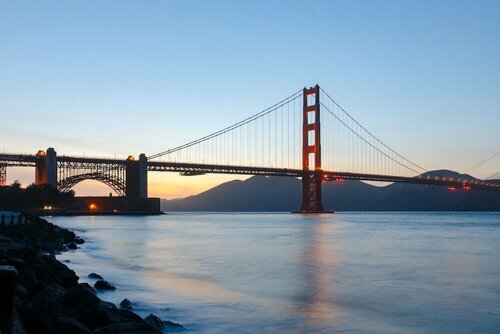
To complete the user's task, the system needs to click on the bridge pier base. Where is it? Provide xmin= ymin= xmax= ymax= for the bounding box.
xmin=300 ymin=171 xmax=326 ymax=213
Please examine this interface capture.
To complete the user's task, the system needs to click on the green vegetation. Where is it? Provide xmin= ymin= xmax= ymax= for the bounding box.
xmin=0 ymin=181 xmax=75 ymax=211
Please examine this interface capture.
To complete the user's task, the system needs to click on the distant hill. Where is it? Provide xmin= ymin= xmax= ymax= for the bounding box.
xmin=161 ymin=170 xmax=500 ymax=212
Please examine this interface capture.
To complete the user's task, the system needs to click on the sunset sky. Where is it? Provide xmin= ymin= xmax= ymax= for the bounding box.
xmin=1 ymin=1 xmax=499 ymax=199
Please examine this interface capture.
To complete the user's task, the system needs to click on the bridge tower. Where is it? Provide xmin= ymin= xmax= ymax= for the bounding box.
xmin=35 ymin=148 xmax=57 ymax=188
xmin=300 ymin=85 xmax=325 ymax=212
xmin=125 ymin=153 xmax=148 ymax=198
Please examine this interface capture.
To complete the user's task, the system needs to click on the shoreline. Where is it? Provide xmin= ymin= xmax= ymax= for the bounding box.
xmin=35 ymin=211 xmax=165 ymax=216
xmin=0 ymin=217 xmax=178 ymax=333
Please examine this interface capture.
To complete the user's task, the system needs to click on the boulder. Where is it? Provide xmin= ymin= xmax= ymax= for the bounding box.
xmin=50 ymin=316 xmax=90 ymax=334
xmin=105 ymin=307 xmax=144 ymax=324
xmin=19 ymin=283 xmax=67 ymax=333
xmin=63 ymin=283 xmax=112 ymax=330
xmin=41 ymin=256 xmax=79 ymax=288
xmin=0 ymin=234 xmax=14 ymax=243
xmin=67 ymin=242 xmax=78 ymax=250
xmin=120 ymin=298 xmax=133 ymax=309
xmin=75 ymin=237 xmax=85 ymax=244
xmin=1 ymin=256 xmax=27 ymax=269
xmin=17 ymin=266 xmax=39 ymax=292
xmin=144 ymin=314 xmax=165 ymax=331
xmin=16 ymin=283 xmax=28 ymax=298
xmin=165 ymin=320 xmax=185 ymax=331
xmin=90 ymin=321 xmax=161 ymax=334
xmin=94 ymin=280 xmax=116 ymax=290
xmin=88 ymin=272 xmax=103 ymax=279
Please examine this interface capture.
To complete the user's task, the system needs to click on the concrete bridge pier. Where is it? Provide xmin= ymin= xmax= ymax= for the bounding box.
xmin=35 ymin=148 xmax=57 ymax=188
xmin=125 ymin=153 xmax=148 ymax=198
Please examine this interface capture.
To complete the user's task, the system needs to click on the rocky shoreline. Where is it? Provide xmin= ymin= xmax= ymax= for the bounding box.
xmin=0 ymin=218 xmax=179 ymax=333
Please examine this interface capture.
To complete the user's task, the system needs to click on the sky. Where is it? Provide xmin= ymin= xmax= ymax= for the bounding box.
xmin=1 ymin=0 xmax=499 ymax=198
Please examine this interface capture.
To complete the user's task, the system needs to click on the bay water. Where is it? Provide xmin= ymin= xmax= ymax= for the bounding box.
xmin=51 ymin=212 xmax=500 ymax=333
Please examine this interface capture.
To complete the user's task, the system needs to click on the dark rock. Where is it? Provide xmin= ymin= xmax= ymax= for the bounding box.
xmin=1 ymin=256 xmax=27 ymax=268
xmin=7 ymin=247 xmax=37 ymax=264
xmin=120 ymin=298 xmax=133 ymax=309
xmin=13 ymin=309 xmax=27 ymax=334
xmin=88 ymin=272 xmax=103 ymax=279
xmin=51 ymin=316 xmax=91 ymax=334
xmin=19 ymin=283 xmax=67 ymax=333
xmin=102 ymin=300 xmax=117 ymax=309
xmin=90 ymin=321 xmax=161 ymax=334
xmin=165 ymin=320 xmax=185 ymax=331
xmin=144 ymin=314 xmax=165 ymax=331
xmin=58 ymin=268 xmax=80 ymax=288
xmin=75 ymin=237 xmax=85 ymax=244
xmin=105 ymin=307 xmax=144 ymax=323
xmin=67 ymin=242 xmax=78 ymax=249
xmin=17 ymin=266 xmax=39 ymax=292
xmin=16 ymin=283 xmax=28 ymax=298
xmin=0 ymin=234 xmax=13 ymax=243
xmin=1 ymin=219 xmax=162 ymax=334
xmin=63 ymin=283 xmax=112 ymax=330
xmin=94 ymin=279 xmax=116 ymax=290
xmin=33 ymin=255 xmax=79 ymax=288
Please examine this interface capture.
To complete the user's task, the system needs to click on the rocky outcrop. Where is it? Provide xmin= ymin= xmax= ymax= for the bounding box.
xmin=0 ymin=219 xmax=162 ymax=334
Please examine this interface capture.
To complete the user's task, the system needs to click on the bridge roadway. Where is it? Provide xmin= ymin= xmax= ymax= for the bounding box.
xmin=1 ymin=153 xmax=499 ymax=191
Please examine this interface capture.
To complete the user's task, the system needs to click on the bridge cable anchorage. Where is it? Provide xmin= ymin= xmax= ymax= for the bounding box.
xmin=148 ymin=90 xmax=303 ymax=160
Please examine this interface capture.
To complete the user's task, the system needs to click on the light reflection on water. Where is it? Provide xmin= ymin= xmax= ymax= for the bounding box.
xmin=52 ymin=212 xmax=500 ymax=333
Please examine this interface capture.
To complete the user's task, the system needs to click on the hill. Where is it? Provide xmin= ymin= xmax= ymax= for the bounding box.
xmin=161 ymin=170 xmax=500 ymax=211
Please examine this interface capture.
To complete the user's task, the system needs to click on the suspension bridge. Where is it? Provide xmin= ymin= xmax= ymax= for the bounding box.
xmin=1 ymin=85 xmax=499 ymax=212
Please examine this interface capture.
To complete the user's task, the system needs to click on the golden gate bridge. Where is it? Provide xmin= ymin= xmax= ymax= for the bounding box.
xmin=1 ymin=85 xmax=499 ymax=212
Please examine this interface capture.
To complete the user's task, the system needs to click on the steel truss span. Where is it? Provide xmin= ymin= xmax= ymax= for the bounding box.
xmin=57 ymin=159 xmax=126 ymax=196
xmin=0 ymin=154 xmax=128 ymax=195
xmin=58 ymin=172 xmax=125 ymax=196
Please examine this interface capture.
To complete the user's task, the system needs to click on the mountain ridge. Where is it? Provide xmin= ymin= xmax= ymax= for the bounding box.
xmin=161 ymin=170 xmax=500 ymax=211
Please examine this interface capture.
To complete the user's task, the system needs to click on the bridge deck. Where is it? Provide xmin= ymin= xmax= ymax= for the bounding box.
xmin=1 ymin=154 xmax=499 ymax=191
xmin=147 ymin=161 xmax=500 ymax=191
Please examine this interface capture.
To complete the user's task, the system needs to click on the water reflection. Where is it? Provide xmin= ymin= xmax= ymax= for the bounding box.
xmin=298 ymin=217 xmax=339 ymax=328
xmin=52 ymin=213 xmax=500 ymax=334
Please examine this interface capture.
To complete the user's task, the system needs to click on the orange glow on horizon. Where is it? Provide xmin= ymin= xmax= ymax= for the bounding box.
xmin=65 ymin=173 xmax=251 ymax=199
xmin=148 ymin=173 xmax=251 ymax=199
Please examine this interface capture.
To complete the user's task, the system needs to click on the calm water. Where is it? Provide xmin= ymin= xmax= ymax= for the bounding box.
xmin=51 ymin=212 xmax=500 ymax=333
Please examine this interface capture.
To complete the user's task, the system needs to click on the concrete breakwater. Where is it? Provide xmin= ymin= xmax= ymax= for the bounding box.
xmin=0 ymin=218 xmax=175 ymax=333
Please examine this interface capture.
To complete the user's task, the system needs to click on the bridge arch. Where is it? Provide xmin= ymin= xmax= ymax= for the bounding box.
xmin=58 ymin=172 xmax=126 ymax=196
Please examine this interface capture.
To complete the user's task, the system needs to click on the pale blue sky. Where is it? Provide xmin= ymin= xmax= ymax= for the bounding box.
xmin=1 ymin=1 xmax=499 ymax=197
